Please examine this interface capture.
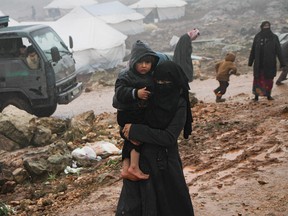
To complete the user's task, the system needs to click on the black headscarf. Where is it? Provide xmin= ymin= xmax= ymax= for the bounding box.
xmin=145 ymin=61 xmax=193 ymax=139
xmin=259 ymin=21 xmax=273 ymax=39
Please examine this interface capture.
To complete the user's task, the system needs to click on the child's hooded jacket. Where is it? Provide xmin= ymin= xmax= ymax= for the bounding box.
xmin=215 ymin=52 xmax=237 ymax=81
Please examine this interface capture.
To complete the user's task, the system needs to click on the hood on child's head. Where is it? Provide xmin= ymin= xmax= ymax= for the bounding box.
xmin=129 ymin=40 xmax=159 ymax=70
xmin=225 ymin=52 xmax=236 ymax=62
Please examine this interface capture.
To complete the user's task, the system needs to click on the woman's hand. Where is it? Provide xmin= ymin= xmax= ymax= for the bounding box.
xmin=130 ymin=139 xmax=141 ymax=146
xmin=122 ymin=124 xmax=131 ymax=139
xmin=122 ymin=124 xmax=141 ymax=146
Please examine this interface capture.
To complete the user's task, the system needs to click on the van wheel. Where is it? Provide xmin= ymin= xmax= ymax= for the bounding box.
xmin=0 ymin=97 xmax=33 ymax=114
xmin=33 ymin=104 xmax=57 ymax=117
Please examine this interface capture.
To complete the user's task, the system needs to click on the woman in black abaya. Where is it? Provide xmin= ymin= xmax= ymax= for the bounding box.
xmin=115 ymin=61 xmax=194 ymax=216
xmin=248 ymin=21 xmax=285 ymax=101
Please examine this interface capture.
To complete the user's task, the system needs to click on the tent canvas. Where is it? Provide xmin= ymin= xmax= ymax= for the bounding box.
xmin=44 ymin=0 xmax=98 ymax=19
xmin=82 ymin=1 xmax=145 ymax=35
xmin=17 ymin=8 xmax=127 ymax=73
xmin=44 ymin=0 xmax=98 ymax=10
xmin=56 ymin=8 xmax=127 ymax=73
xmin=130 ymin=0 xmax=187 ymax=22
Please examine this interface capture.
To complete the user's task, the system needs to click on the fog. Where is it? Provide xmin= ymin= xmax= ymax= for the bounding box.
xmin=1 ymin=0 xmax=137 ymax=21
xmin=1 ymin=0 xmax=287 ymax=23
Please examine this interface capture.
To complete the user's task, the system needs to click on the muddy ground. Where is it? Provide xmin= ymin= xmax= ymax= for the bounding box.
xmin=1 ymin=70 xmax=288 ymax=216
xmin=53 ymin=75 xmax=288 ymax=216
xmin=1 ymin=1 xmax=288 ymax=215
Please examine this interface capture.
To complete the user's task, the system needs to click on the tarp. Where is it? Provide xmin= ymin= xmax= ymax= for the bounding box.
xmin=278 ymin=33 xmax=288 ymax=44
xmin=82 ymin=1 xmax=144 ymax=35
xmin=44 ymin=0 xmax=98 ymax=10
xmin=130 ymin=0 xmax=187 ymax=22
xmin=43 ymin=0 xmax=98 ymax=19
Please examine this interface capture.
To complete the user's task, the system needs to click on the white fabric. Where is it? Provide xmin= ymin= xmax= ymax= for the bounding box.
xmin=130 ymin=0 xmax=187 ymax=21
xmin=81 ymin=1 xmax=145 ymax=35
xmin=44 ymin=0 xmax=98 ymax=9
xmin=157 ymin=6 xmax=185 ymax=20
xmin=130 ymin=0 xmax=187 ymax=8
xmin=109 ymin=19 xmax=144 ymax=35
xmin=56 ymin=12 xmax=127 ymax=72
xmin=71 ymin=146 xmax=97 ymax=160
xmin=15 ymin=7 xmax=127 ymax=73
xmin=57 ymin=9 xmax=127 ymax=50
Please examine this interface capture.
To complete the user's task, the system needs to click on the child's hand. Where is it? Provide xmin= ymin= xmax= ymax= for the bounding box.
xmin=137 ymin=87 xmax=151 ymax=100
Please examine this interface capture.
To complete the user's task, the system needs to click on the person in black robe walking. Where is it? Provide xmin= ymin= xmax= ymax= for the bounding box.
xmin=115 ymin=61 xmax=194 ymax=216
xmin=248 ymin=21 xmax=285 ymax=101
xmin=173 ymin=28 xmax=200 ymax=82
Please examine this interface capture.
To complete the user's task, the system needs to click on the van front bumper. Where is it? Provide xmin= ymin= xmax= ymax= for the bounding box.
xmin=57 ymin=82 xmax=83 ymax=104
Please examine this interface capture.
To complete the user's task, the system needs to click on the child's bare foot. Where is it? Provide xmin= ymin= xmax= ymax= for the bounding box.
xmin=121 ymin=169 xmax=140 ymax=181
xmin=128 ymin=166 xmax=149 ymax=180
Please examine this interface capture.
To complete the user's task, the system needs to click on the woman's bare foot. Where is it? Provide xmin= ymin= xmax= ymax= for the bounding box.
xmin=128 ymin=166 xmax=149 ymax=180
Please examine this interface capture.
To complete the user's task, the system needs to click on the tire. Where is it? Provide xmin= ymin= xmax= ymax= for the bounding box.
xmin=0 ymin=97 xmax=33 ymax=114
xmin=33 ymin=104 xmax=57 ymax=117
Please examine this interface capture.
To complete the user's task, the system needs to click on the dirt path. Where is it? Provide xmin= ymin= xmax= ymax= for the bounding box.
xmin=53 ymin=73 xmax=288 ymax=118
xmin=53 ymin=86 xmax=116 ymax=119
xmin=52 ymin=73 xmax=288 ymax=216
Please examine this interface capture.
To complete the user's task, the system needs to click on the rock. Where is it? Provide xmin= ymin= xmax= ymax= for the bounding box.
xmin=31 ymin=125 xmax=52 ymax=147
xmin=0 ymin=105 xmax=36 ymax=148
xmin=22 ymin=141 xmax=72 ymax=179
xmin=0 ymin=134 xmax=21 ymax=151
xmin=12 ymin=167 xmax=29 ymax=183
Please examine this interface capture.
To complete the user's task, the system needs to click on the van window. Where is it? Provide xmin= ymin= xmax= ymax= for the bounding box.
xmin=0 ymin=37 xmax=32 ymax=58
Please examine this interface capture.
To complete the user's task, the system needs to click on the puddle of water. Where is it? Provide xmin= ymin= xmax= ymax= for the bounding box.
xmin=222 ymin=149 xmax=244 ymax=160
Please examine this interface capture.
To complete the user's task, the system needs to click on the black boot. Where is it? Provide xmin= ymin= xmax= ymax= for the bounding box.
xmin=253 ymin=95 xmax=259 ymax=101
xmin=266 ymin=92 xmax=274 ymax=100
xmin=216 ymin=95 xmax=225 ymax=103
xmin=267 ymin=95 xmax=274 ymax=100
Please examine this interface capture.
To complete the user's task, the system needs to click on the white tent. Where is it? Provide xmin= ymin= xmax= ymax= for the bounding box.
xmin=278 ymin=33 xmax=288 ymax=44
xmin=55 ymin=8 xmax=127 ymax=73
xmin=130 ymin=0 xmax=187 ymax=22
xmin=82 ymin=1 xmax=145 ymax=35
xmin=18 ymin=7 xmax=127 ymax=73
xmin=44 ymin=0 xmax=98 ymax=19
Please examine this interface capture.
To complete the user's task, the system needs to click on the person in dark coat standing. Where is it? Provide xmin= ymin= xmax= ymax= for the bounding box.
xmin=248 ymin=21 xmax=285 ymax=101
xmin=115 ymin=61 xmax=194 ymax=216
xmin=173 ymin=28 xmax=200 ymax=82
xmin=276 ymin=40 xmax=288 ymax=85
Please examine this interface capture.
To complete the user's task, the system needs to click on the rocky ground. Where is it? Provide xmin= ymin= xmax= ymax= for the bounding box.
xmin=2 ymin=76 xmax=287 ymax=216
xmin=1 ymin=1 xmax=288 ymax=216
